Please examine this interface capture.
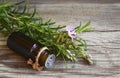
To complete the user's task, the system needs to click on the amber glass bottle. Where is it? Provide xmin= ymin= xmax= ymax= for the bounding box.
xmin=7 ymin=32 xmax=55 ymax=70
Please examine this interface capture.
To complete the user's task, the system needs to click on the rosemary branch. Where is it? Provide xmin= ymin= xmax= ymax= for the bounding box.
xmin=0 ymin=0 xmax=93 ymax=64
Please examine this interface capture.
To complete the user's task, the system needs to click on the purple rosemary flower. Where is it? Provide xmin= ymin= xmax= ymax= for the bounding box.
xmin=88 ymin=54 xmax=93 ymax=60
xmin=66 ymin=26 xmax=77 ymax=40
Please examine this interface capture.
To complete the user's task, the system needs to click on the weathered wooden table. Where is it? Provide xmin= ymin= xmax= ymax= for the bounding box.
xmin=0 ymin=0 xmax=120 ymax=78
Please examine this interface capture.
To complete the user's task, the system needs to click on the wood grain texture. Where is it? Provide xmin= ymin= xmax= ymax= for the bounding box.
xmin=14 ymin=0 xmax=120 ymax=4
xmin=0 ymin=0 xmax=120 ymax=78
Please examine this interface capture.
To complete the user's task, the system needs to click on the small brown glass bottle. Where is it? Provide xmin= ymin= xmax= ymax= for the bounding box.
xmin=7 ymin=32 xmax=55 ymax=71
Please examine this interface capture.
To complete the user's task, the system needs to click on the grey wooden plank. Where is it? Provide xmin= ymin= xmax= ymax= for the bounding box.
xmin=0 ymin=47 xmax=120 ymax=78
xmin=0 ymin=32 xmax=120 ymax=46
xmin=14 ymin=0 xmax=120 ymax=4
xmin=35 ymin=3 xmax=120 ymax=31
xmin=9 ymin=1 xmax=120 ymax=31
xmin=80 ymin=32 xmax=120 ymax=46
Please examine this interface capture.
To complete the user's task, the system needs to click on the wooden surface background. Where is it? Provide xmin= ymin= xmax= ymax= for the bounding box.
xmin=0 ymin=0 xmax=120 ymax=78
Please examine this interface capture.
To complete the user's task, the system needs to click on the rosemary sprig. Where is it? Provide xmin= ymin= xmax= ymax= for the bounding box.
xmin=0 ymin=0 xmax=93 ymax=64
